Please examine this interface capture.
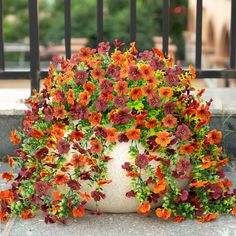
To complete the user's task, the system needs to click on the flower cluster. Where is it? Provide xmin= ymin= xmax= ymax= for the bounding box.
xmin=1 ymin=41 xmax=236 ymax=223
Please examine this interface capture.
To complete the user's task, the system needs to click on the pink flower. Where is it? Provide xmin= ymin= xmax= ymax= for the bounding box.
xmin=98 ymin=41 xmax=111 ymax=54
xmin=135 ymin=153 xmax=149 ymax=169
xmin=56 ymin=140 xmax=70 ymax=154
xmin=176 ymin=158 xmax=191 ymax=175
xmin=112 ymin=108 xmax=132 ymax=124
xmin=35 ymin=181 xmax=50 ymax=196
xmin=147 ymin=95 xmax=161 ymax=108
xmin=99 ymin=79 xmax=113 ymax=93
xmin=107 ymin=64 xmax=120 ymax=78
xmin=113 ymin=39 xmax=125 ymax=48
xmin=114 ymin=96 xmax=128 ymax=108
xmin=95 ymin=98 xmax=108 ymax=112
xmin=75 ymin=70 xmax=88 ymax=85
xmin=163 ymin=101 xmax=176 ymax=114
xmin=129 ymin=65 xmax=142 ymax=81
xmin=150 ymin=57 xmax=164 ymax=70
xmin=139 ymin=50 xmax=154 ymax=61
xmin=176 ymin=124 xmax=191 ymax=140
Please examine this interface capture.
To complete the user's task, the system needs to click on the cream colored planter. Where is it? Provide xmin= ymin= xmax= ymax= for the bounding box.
xmin=62 ymin=141 xmax=189 ymax=213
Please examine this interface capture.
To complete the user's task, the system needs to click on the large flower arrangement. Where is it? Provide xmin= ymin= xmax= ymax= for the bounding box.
xmin=1 ymin=41 xmax=236 ymax=224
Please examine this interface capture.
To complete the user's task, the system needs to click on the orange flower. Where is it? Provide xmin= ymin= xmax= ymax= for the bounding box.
xmin=72 ymin=206 xmax=85 ymax=218
xmin=10 ymin=129 xmax=21 ymax=145
xmin=142 ymin=84 xmax=156 ymax=97
xmin=130 ymin=42 xmax=138 ymax=54
xmin=53 ymin=105 xmax=66 ymax=119
xmin=0 ymin=210 xmax=8 ymax=222
xmin=51 ymin=128 xmax=64 ymax=140
xmin=207 ymin=129 xmax=222 ymax=145
xmin=189 ymin=181 xmax=209 ymax=188
xmin=200 ymin=157 xmax=216 ymax=169
xmin=179 ymin=144 xmax=195 ymax=155
xmin=145 ymin=119 xmax=158 ymax=129
xmin=30 ymin=129 xmax=44 ymax=140
xmin=126 ymin=172 xmax=141 ymax=177
xmin=8 ymin=155 xmax=14 ymax=168
xmin=159 ymin=87 xmax=173 ymax=98
xmin=155 ymin=166 xmax=164 ymax=180
xmin=69 ymin=130 xmax=84 ymax=141
xmin=154 ymin=180 xmax=167 ymax=193
xmin=21 ymin=211 xmax=34 ymax=220
xmin=119 ymin=63 xmax=129 ymax=79
xmin=197 ymin=105 xmax=211 ymax=120
xmin=90 ymin=139 xmax=103 ymax=154
xmin=156 ymin=208 xmax=171 ymax=220
xmin=98 ymin=179 xmax=112 ymax=185
xmin=231 ymin=206 xmax=236 ymax=215
xmin=138 ymin=202 xmax=151 ymax=215
xmin=71 ymin=154 xmax=87 ymax=168
xmin=83 ymin=81 xmax=96 ymax=95
xmin=173 ymin=216 xmax=185 ymax=222
xmin=105 ymin=128 xmax=118 ymax=142
xmin=155 ymin=131 xmax=171 ymax=147
xmin=197 ymin=213 xmax=218 ymax=222
xmin=126 ymin=129 xmax=141 ymax=140
xmin=130 ymin=87 xmax=142 ymax=100
xmin=54 ymin=173 xmax=68 ymax=185
xmin=2 ymin=172 xmax=14 ymax=183
xmin=111 ymin=50 xmax=125 ymax=66
xmin=162 ymin=114 xmax=177 ymax=128
xmin=140 ymin=64 xmax=154 ymax=79
xmin=189 ymin=64 xmax=196 ymax=79
xmin=88 ymin=112 xmax=102 ymax=126
xmin=67 ymin=89 xmax=75 ymax=105
xmin=91 ymin=67 xmax=105 ymax=80
xmin=79 ymin=91 xmax=90 ymax=106
xmin=80 ymin=192 xmax=91 ymax=200
xmin=0 ymin=189 xmax=14 ymax=201
xmin=115 ymin=80 xmax=129 ymax=95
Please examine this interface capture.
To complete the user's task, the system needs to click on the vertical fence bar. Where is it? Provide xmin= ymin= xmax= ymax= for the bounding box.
xmin=0 ymin=0 xmax=4 ymax=70
xmin=162 ymin=0 xmax=169 ymax=56
xmin=97 ymin=0 xmax=103 ymax=43
xmin=28 ymin=0 xmax=40 ymax=94
xmin=130 ymin=0 xmax=136 ymax=42
xmin=230 ymin=0 xmax=236 ymax=68
xmin=195 ymin=0 xmax=202 ymax=69
xmin=64 ymin=0 xmax=71 ymax=59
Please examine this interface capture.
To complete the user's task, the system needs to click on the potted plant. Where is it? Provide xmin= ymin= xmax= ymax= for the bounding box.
xmin=1 ymin=41 xmax=236 ymax=223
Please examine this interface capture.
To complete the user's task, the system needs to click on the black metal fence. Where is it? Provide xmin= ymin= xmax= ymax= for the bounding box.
xmin=0 ymin=0 xmax=236 ymax=94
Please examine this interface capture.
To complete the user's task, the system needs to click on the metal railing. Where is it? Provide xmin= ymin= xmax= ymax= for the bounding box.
xmin=0 ymin=0 xmax=236 ymax=94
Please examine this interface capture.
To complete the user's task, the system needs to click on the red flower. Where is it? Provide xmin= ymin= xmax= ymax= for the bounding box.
xmin=207 ymin=129 xmax=222 ymax=145
xmin=35 ymin=147 xmax=49 ymax=160
xmin=98 ymin=41 xmax=111 ymax=54
xmin=138 ymin=202 xmax=151 ymax=215
xmin=35 ymin=181 xmax=50 ymax=196
xmin=130 ymin=87 xmax=142 ymax=100
xmin=56 ymin=140 xmax=70 ymax=154
xmin=10 ymin=129 xmax=21 ymax=145
xmin=135 ymin=153 xmax=149 ymax=169
xmin=2 ymin=172 xmax=14 ymax=183
xmin=55 ymin=173 xmax=68 ymax=185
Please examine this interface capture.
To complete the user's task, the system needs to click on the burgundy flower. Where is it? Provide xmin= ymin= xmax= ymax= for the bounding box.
xmin=135 ymin=153 xmax=149 ymax=169
xmin=118 ymin=133 xmax=129 ymax=143
xmin=107 ymin=64 xmax=120 ymax=78
xmin=35 ymin=181 xmax=50 ymax=196
xmin=147 ymin=94 xmax=161 ymax=109
xmin=113 ymin=108 xmax=132 ymax=124
xmin=176 ymin=124 xmax=191 ymax=140
xmin=67 ymin=179 xmax=81 ymax=190
xmin=94 ymin=126 xmax=107 ymax=138
xmin=179 ymin=190 xmax=189 ymax=201
xmin=163 ymin=101 xmax=176 ymax=114
xmin=139 ymin=50 xmax=154 ymax=61
xmin=114 ymin=96 xmax=128 ymax=108
xmin=95 ymin=98 xmax=108 ymax=112
xmin=91 ymin=191 xmax=106 ymax=202
xmin=74 ymin=70 xmax=88 ymax=85
xmin=165 ymin=70 xmax=180 ymax=87
xmin=121 ymin=162 xmax=132 ymax=171
xmin=99 ymin=79 xmax=114 ymax=93
xmin=56 ymin=140 xmax=70 ymax=154
xmin=55 ymin=90 xmax=66 ymax=103
xmin=69 ymin=103 xmax=89 ymax=120
xmin=35 ymin=147 xmax=49 ymax=160
xmin=176 ymin=158 xmax=191 ymax=175
xmin=43 ymin=107 xmax=53 ymax=121
xmin=150 ymin=57 xmax=164 ymax=70
xmin=129 ymin=65 xmax=142 ymax=81
xmin=126 ymin=190 xmax=136 ymax=198
xmin=80 ymin=171 xmax=91 ymax=180
xmin=208 ymin=184 xmax=222 ymax=200
xmin=113 ymin=39 xmax=125 ymax=48
xmin=98 ymin=41 xmax=111 ymax=54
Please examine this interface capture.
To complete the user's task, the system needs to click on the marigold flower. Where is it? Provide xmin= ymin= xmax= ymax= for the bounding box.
xmin=90 ymin=139 xmax=103 ymax=154
xmin=155 ymin=131 xmax=171 ymax=147
xmin=162 ymin=114 xmax=177 ymax=128
xmin=79 ymin=91 xmax=90 ymax=106
xmin=126 ymin=129 xmax=141 ymax=140
xmin=55 ymin=173 xmax=68 ymax=185
xmin=83 ymin=81 xmax=96 ymax=95
xmin=88 ymin=112 xmax=102 ymax=126
xmin=159 ymin=87 xmax=173 ymax=98
xmin=207 ymin=129 xmax=222 ymax=145
xmin=130 ymin=87 xmax=142 ymax=100
xmin=10 ymin=129 xmax=21 ymax=145
xmin=138 ymin=202 xmax=151 ymax=215
xmin=105 ymin=128 xmax=118 ymax=143
xmin=53 ymin=105 xmax=66 ymax=119
xmin=156 ymin=208 xmax=171 ymax=220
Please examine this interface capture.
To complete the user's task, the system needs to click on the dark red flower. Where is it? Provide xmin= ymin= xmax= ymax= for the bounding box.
xmin=95 ymin=98 xmax=108 ymax=112
xmin=35 ymin=181 xmax=50 ymax=196
xmin=113 ymin=39 xmax=125 ymax=48
xmin=163 ymin=101 xmax=176 ymax=114
xmin=147 ymin=95 xmax=161 ymax=109
xmin=99 ymin=79 xmax=114 ymax=93
xmin=121 ymin=162 xmax=132 ymax=171
xmin=107 ymin=64 xmax=120 ymax=78
xmin=56 ymin=140 xmax=70 ymax=154
xmin=94 ymin=126 xmax=107 ymax=138
xmin=91 ymin=191 xmax=106 ymax=202
xmin=74 ymin=70 xmax=88 ymax=85
xmin=114 ymin=96 xmax=128 ymax=108
xmin=118 ymin=133 xmax=129 ymax=143
xmin=150 ymin=57 xmax=164 ymax=70
xmin=129 ymin=65 xmax=142 ymax=81
xmin=176 ymin=158 xmax=191 ymax=175
xmin=35 ymin=147 xmax=49 ymax=160
xmin=135 ymin=154 xmax=149 ymax=169
xmin=67 ymin=179 xmax=81 ymax=190
xmin=126 ymin=191 xmax=136 ymax=198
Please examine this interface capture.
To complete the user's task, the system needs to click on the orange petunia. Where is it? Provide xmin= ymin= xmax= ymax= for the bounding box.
xmin=197 ymin=213 xmax=218 ymax=222
xmin=200 ymin=157 xmax=216 ymax=169
xmin=162 ymin=114 xmax=177 ymax=128
xmin=119 ymin=63 xmax=129 ymax=79
xmin=155 ymin=166 xmax=164 ymax=180
xmin=54 ymin=173 xmax=68 ymax=185
xmin=105 ymin=128 xmax=118 ymax=143
xmin=138 ymin=202 xmax=151 ymax=215
xmin=88 ymin=112 xmax=102 ymax=126
xmin=140 ymin=64 xmax=154 ymax=79
xmin=130 ymin=87 xmax=142 ymax=100
xmin=71 ymin=154 xmax=87 ymax=168
xmin=91 ymin=67 xmax=105 ymax=80
xmin=2 ymin=172 xmax=14 ymax=183
xmin=154 ymin=179 xmax=167 ymax=194
xmin=130 ymin=42 xmax=138 ymax=54
xmin=30 ymin=129 xmax=44 ymax=140
xmin=53 ymin=105 xmax=66 ymax=119
xmin=197 ymin=105 xmax=211 ymax=120
xmin=114 ymin=80 xmax=129 ymax=95
xmin=126 ymin=129 xmax=141 ymax=140
xmin=142 ymin=84 xmax=156 ymax=97
xmin=207 ymin=129 xmax=222 ymax=145
xmin=126 ymin=172 xmax=141 ymax=177
xmin=72 ymin=206 xmax=85 ymax=218
xmin=98 ymin=179 xmax=112 ymax=185
xmin=155 ymin=131 xmax=171 ymax=147
xmin=159 ymin=87 xmax=173 ymax=98
xmin=156 ymin=208 xmax=171 ymax=220
xmin=179 ymin=143 xmax=195 ymax=155
xmin=0 ymin=189 xmax=14 ymax=201
xmin=51 ymin=128 xmax=64 ymax=140
xmin=189 ymin=181 xmax=209 ymax=188
xmin=90 ymin=139 xmax=103 ymax=154
xmin=69 ymin=130 xmax=84 ymax=141
xmin=83 ymin=81 xmax=96 ymax=95
xmin=189 ymin=64 xmax=196 ymax=79
xmin=67 ymin=89 xmax=75 ymax=105
xmin=80 ymin=192 xmax=91 ymax=200
xmin=173 ymin=216 xmax=185 ymax=222
xmin=8 ymin=155 xmax=14 ymax=168
xmin=21 ymin=211 xmax=34 ymax=220
xmin=231 ymin=206 xmax=236 ymax=215
xmin=0 ymin=210 xmax=8 ymax=222
xmin=10 ymin=129 xmax=21 ymax=145
xmin=79 ymin=91 xmax=90 ymax=106
xmin=111 ymin=50 xmax=125 ymax=66
xmin=145 ymin=119 xmax=158 ymax=129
